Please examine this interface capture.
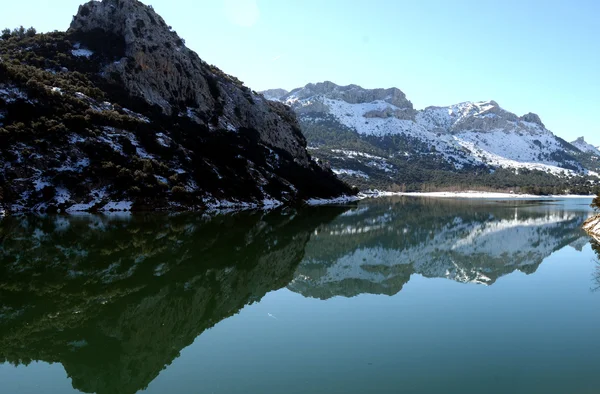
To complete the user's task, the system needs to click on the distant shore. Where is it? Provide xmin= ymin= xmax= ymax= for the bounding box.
xmin=361 ymin=190 xmax=595 ymax=200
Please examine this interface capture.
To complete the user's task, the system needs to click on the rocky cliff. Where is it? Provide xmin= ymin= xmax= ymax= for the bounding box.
xmin=0 ymin=0 xmax=354 ymax=214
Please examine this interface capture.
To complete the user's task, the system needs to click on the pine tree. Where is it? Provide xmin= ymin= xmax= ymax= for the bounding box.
xmin=1 ymin=28 xmax=11 ymax=40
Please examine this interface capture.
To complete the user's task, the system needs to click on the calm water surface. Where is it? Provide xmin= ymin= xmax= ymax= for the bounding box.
xmin=1 ymin=197 xmax=599 ymax=394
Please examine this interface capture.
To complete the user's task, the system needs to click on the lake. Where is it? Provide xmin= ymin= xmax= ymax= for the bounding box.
xmin=1 ymin=196 xmax=599 ymax=394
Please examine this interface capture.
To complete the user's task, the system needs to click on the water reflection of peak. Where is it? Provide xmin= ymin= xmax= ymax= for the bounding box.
xmin=0 ymin=208 xmax=344 ymax=394
xmin=290 ymin=197 xmax=590 ymax=299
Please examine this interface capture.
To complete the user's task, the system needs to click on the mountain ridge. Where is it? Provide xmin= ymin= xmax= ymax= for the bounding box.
xmin=262 ymin=82 xmax=600 ymax=194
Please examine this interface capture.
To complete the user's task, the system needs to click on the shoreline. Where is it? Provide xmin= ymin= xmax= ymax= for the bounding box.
xmin=0 ymin=192 xmax=594 ymax=217
xmin=361 ymin=190 xmax=595 ymax=200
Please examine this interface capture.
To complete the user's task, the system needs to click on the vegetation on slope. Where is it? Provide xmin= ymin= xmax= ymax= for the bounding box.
xmin=301 ymin=116 xmax=600 ymax=195
xmin=0 ymin=20 xmax=353 ymax=213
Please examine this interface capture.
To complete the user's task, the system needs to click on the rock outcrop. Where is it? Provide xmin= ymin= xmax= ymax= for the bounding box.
xmin=69 ymin=0 xmax=310 ymax=163
xmin=291 ymin=81 xmax=414 ymax=108
xmin=571 ymin=136 xmax=600 ymax=155
xmin=281 ymin=81 xmax=416 ymax=120
xmin=583 ymin=215 xmax=600 ymax=242
xmin=520 ymin=112 xmax=545 ymax=128
xmin=261 ymin=88 xmax=289 ymax=101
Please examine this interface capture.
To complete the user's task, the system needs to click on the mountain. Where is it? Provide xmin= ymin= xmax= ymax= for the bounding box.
xmin=262 ymin=88 xmax=289 ymax=101
xmin=571 ymin=137 xmax=600 ymax=155
xmin=0 ymin=1 xmax=353 ymax=214
xmin=263 ymin=82 xmax=600 ymax=194
xmin=288 ymin=197 xmax=591 ymax=299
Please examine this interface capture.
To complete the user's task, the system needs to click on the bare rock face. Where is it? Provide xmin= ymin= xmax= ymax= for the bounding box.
xmin=448 ymin=102 xmax=546 ymax=134
xmin=363 ymin=107 xmax=416 ymax=121
xmin=288 ymin=81 xmax=414 ymax=109
xmin=520 ymin=112 xmax=545 ymax=128
xmin=266 ymin=81 xmax=416 ymax=120
xmin=70 ymin=0 xmax=211 ymax=116
xmin=262 ymin=89 xmax=289 ymax=101
xmin=69 ymin=0 xmax=310 ymax=165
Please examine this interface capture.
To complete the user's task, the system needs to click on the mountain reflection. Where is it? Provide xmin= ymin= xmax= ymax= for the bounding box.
xmin=0 ymin=198 xmax=593 ymax=394
xmin=289 ymin=197 xmax=591 ymax=299
xmin=0 ymin=208 xmax=344 ymax=394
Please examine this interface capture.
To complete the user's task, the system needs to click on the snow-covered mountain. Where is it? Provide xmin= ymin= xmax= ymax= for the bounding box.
xmin=263 ymin=82 xmax=599 ymax=192
xmin=571 ymin=137 xmax=600 ymax=155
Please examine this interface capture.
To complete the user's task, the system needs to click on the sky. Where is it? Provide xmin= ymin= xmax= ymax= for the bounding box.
xmin=2 ymin=0 xmax=599 ymax=143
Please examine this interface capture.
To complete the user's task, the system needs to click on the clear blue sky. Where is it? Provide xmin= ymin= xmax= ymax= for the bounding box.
xmin=2 ymin=0 xmax=599 ymax=144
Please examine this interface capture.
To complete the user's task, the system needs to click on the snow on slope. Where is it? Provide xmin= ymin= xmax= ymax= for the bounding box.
xmin=571 ymin=137 xmax=600 ymax=155
xmin=269 ymin=83 xmax=592 ymax=177
xmin=330 ymin=98 xmax=580 ymax=174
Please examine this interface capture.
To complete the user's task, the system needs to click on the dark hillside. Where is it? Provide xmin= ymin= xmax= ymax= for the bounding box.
xmin=0 ymin=0 xmax=354 ymax=214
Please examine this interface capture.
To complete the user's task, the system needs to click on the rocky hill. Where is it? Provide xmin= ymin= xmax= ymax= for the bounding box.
xmin=0 ymin=1 xmax=354 ymax=214
xmin=263 ymin=82 xmax=600 ymax=194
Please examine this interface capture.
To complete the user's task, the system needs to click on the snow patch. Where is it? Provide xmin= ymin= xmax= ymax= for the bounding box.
xmin=100 ymin=201 xmax=133 ymax=211
xmin=155 ymin=132 xmax=171 ymax=147
xmin=122 ymin=108 xmax=151 ymax=123
xmin=71 ymin=48 xmax=94 ymax=58
xmin=54 ymin=187 xmax=71 ymax=205
xmin=332 ymin=168 xmax=369 ymax=179
xmin=305 ymin=195 xmax=361 ymax=206
xmin=0 ymin=86 xmax=30 ymax=103
xmin=71 ymin=43 xmax=93 ymax=58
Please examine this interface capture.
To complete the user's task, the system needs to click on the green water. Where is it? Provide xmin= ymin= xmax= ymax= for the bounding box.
xmin=0 ymin=197 xmax=599 ymax=394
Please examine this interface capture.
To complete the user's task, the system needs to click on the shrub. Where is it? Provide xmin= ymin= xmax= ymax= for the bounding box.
xmin=593 ymin=195 xmax=600 ymax=212
xmin=171 ymin=185 xmax=186 ymax=195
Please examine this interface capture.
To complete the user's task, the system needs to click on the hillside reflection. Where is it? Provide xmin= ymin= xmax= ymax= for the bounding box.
xmin=0 ymin=209 xmax=343 ymax=394
xmin=290 ymin=198 xmax=591 ymax=298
